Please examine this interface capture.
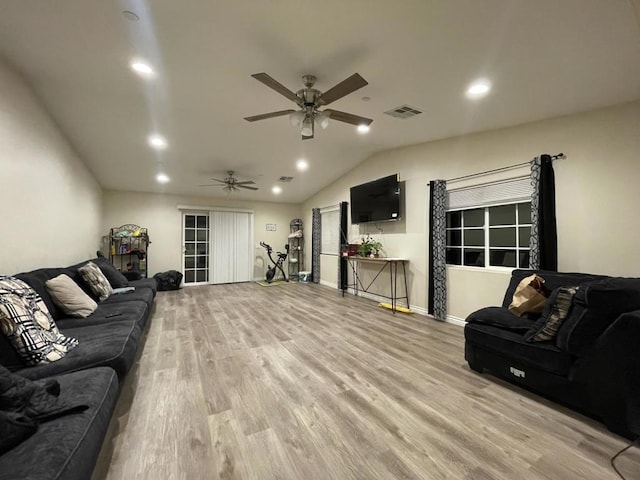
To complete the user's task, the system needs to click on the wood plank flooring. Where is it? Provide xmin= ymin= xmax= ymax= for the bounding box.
xmin=93 ymin=283 xmax=640 ymax=479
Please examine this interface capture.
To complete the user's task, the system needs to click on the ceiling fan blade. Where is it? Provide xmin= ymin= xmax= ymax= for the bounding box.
xmin=318 ymin=73 xmax=368 ymax=106
xmin=251 ymin=73 xmax=301 ymax=105
xmin=244 ymin=109 xmax=295 ymax=122
xmin=234 ymin=180 xmax=256 ymax=185
xmin=237 ymin=185 xmax=259 ymax=190
xmin=198 ymin=184 xmax=225 ymax=187
xmin=324 ymin=109 xmax=373 ymax=127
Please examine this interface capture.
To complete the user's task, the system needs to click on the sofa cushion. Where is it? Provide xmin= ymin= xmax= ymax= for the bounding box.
xmin=0 ymin=410 xmax=37 ymax=455
xmin=78 ymin=262 xmax=113 ymax=301
xmin=526 ymin=286 xmax=579 ymax=342
xmin=56 ymin=300 xmax=149 ymax=331
xmin=465 ymin=322 xmax=573 ymax=376
xmin=556 ymin=277 xmax=640 ymax=356
xmin=129 ymin=277 xmax=158 ymax=296
xmin=101 ymin=286 xmax=155 ymax=310
xmin=13 ymin=317 xmax=140 ymax=380
xmin=0 ymin=277 xmax=78 ymax=366
xmin=0 ymin=367 xmax=119 ymax=480
xmin=45 ymin=274 xmax=97 ymax=318
xmin=501 ymin=269 xmax=606 ymax=309
xmin=466 ymin=307 xmax=536 ymax=332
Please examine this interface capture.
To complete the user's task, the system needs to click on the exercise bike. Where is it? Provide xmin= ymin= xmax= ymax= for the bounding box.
xmin=260 ymin=241 xmax=289 ymax=283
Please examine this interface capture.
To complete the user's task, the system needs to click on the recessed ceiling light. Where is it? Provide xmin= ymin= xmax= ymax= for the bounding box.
xmin=357 ymin=124 xmax=370 ymax=134
xmin=148 ymin=134 xmax=167 ymax=150
xmin=156 ymin=173 xmax=170 ymax=184
xmin=361 ymin=96 xmax=371 ymax=102
xmin=466 ymin=79 xmax=492 ymax=99
xmin=130 ymin=60 xmax=155 ymax=78
xmin=272 ymin=186 xmax=282 ymax=194
xmin=296 ymin=159 xmax=308 ymax=171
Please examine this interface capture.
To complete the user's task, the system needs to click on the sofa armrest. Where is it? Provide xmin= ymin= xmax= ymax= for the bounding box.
xmin=582 ymin=309 xmax=640 ymax=437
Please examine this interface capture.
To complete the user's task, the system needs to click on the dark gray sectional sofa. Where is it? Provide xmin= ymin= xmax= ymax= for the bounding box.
xmin=0 ymin=258 xmax=157 ymax=480
xmin=465 ymin=269 xmax=640 ymax=439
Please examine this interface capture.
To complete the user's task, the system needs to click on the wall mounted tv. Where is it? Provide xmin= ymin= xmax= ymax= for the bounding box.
xmin=350 ymin=173 xmax=401 ymax=224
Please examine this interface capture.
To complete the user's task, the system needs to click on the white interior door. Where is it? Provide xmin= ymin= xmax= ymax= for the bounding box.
xmin=211 ymin=211 xmax=252 ymax=284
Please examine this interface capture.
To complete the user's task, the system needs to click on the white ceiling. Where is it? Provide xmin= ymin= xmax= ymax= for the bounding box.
xmin=1 ymin=0 xmax=639 ymax=203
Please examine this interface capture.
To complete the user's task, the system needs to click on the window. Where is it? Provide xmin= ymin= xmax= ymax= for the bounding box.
xmin=446 ymin=202 xmax=531 ymax=268
xmin=320 ymin=207 xmax=340 ymax=255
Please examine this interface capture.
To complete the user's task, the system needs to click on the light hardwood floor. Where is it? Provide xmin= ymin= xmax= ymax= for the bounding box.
xmin=93 ymin=282 xmax=640 ymax=479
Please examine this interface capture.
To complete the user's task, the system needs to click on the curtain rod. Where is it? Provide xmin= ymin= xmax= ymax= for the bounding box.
xmin=446 ymin=153 xmax=566 ymax=184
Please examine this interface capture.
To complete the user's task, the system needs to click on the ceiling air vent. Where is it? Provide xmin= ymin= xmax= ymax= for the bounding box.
xmin=384 ymin=104 xmax=423 ymax=119
xmin=279 ymin=176 xmax=294 ymax=182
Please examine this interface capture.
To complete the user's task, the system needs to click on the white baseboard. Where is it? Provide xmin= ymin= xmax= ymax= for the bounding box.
xmin=286 ymin=282 xmax=467 ymax=327
xmin=445 ymin=315 xmax=467 ymax=327
xmin=320 ymin=279 xmax=338 ymax=289
xmin=341 ymin=288 xmax=428 ymax=316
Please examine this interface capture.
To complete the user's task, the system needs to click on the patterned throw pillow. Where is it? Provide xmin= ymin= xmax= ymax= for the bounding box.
xmin=526 ymin=286 xmax=579 ymax=342
xmin=78 ymin=262 xmax=113 ymax=301
xmin=0 ymin=277 xmax=78 ymax=366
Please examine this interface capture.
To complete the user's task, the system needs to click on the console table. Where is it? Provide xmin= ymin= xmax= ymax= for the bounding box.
xmin=343 ymin=257 xmax=409 ymax=313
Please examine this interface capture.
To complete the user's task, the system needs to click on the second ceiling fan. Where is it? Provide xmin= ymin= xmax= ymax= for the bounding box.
xmin=244 ymin=72 xmax=373 ymax=140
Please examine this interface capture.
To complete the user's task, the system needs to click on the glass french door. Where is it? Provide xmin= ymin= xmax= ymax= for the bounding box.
xmin=182 ymin=212 xmax=209 ymax=285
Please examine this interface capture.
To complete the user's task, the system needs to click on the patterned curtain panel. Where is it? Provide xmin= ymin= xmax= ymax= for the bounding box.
xmin=339 ymin=202 xmax=348 ymax=290
xmin=428 ymin=180 xmax=447 ymax=320
xmin=529 ymin=155 xmax=558 ymax=271
xmin=311 ymin=208 xmax=321 ymax=283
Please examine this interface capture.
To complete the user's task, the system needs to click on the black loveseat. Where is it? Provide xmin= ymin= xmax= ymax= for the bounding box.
xmin=465 ymin=269 xmax=640 ymax=439
xmin=0 ymin=257 xmax=156 ymax=480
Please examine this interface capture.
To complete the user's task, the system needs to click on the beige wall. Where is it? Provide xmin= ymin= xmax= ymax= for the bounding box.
xmin=0 ymin=58 xmax=102 ymax=274
xmin=102 ymin=190 xmax=301 ymax=279
xmin=303 ymin=101 xmax=640 ymax=320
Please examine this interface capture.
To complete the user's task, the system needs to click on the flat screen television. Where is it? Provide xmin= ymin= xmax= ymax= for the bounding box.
xmin=350 ymin=174 xmax=401 ymax=224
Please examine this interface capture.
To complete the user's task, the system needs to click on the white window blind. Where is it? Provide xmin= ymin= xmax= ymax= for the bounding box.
xmin=447 ymin=176 xmax=532 ymax=210
xmin=320 ymin=207 xmax=340 ymax=255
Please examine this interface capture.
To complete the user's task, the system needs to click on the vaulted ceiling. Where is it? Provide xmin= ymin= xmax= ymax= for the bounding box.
xmin=1 ymin=0 xmax=639 ymax=203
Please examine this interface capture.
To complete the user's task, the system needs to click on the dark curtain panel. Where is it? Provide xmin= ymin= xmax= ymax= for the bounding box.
xmin=339 ymin=202 xmax=348 ymax=290
xmin=311 ymin=208 xmax=321 ymax=283
xmin=428 ymin=180 xmax=447 ymax=320
xmin=529 ymin=155 xmax=558 ymax=271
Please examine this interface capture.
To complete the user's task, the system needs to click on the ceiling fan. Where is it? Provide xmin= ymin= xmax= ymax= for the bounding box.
xmin=244 ymin=73 xmax=373 ymax=140
xmin=199 ymin=171 xmax=258 ymax=192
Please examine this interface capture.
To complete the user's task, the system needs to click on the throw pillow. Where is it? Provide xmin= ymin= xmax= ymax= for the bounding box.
xmin=508 ymin=274 xmax=550 ymax=317
xmin=92 ymin=258 xmax=129 ymax=288
xmin=45 ymin=274 xmax=97 ymax=318
xmin=526 ymin=286 xmax=579 ymax=342
xmin=0 ymin=277 xmax=78 ymax=366
xmin=78 ymin=262 xmax=113 ymax=301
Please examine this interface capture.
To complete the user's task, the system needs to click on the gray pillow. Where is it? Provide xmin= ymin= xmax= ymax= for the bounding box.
xmin=78 ymin=262 xmax=113 ymax=301
xmin=45 ymin=274 xmax=97 ymax=318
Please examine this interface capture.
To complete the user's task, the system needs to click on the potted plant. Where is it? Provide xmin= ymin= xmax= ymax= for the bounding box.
xmin=357 ymin=235 xmax=383 ymax=257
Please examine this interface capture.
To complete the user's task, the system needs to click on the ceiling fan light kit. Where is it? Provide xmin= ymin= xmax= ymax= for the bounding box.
xmin=245 ymin=72 xmax=373 ymax=139
xmin=199 ymin=171 xmax=258 ymax=192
